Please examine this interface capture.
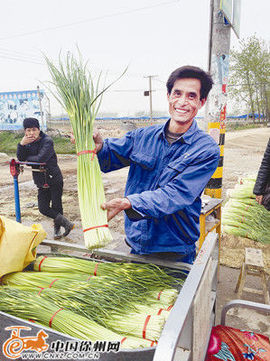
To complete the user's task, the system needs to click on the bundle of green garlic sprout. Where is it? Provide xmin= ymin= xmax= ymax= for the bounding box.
xmin=222 ymin=177 xmax=270 ymax=243
xmin=45 ymin=51 xmax=125 ymax=249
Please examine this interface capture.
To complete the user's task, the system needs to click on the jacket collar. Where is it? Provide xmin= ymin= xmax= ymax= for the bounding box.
xmin=159 ymin=118 xmax=199 ymax=145
xmin=38 ymin=131 xmax=45 ymax=140
xmin=32 ymin=131 xmax=45 ymax=144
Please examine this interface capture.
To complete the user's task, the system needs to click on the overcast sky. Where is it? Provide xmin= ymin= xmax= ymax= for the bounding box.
xmin=0 ymin=0 xmax=269 ymax=116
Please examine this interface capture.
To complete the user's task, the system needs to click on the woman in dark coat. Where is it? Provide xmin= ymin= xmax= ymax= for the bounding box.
xmin=253 ymin=138 xmax=270 ymax=207
xmin=17 ymin=117 xmax=74 ymax=238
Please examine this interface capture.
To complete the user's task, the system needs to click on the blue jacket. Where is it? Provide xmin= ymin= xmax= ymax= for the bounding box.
xmin=98 ymin=120 xmax=220 ymax=255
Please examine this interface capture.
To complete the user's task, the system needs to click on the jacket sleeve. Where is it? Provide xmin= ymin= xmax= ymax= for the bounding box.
xmin=253 ymin=139 xmax=270 ymax=195
xmin=126 ymin=146 xmax=220 ymax=219
xmin=25 ymin=137 xmax=55 ymax=163
xmin=17 ymin=143 xmax=28 ymax=161
xmin=97 ymin=131 xmax=135 ymax=172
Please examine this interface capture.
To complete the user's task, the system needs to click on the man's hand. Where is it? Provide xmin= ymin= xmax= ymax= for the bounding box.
xmin=256 ymin=195 xmax=263 ymax=205
xmin=93 ymin=131 xmax=103 ymax=152
xmin=69 ymin=130 xmax=103 ymax=152
xmin=69 ymin=131 xmax=75 ymax=144
xmin=101 ymin=197 xmax=131 ymax=221
xmin=20 ymin=135 xmax=36 ymax=146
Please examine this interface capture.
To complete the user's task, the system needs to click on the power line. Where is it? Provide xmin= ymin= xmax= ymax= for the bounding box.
xmin=111 ymin=88 xmax=164 ymax=92
xmin=153 ymin=78 xmax=166 ymax=84
xmin=228 ymin=82 xmax=270 ymax=87
xmin=112 ymin=89 xmax=146 ymax=92
xmin=0 ymin=48 xmax=42 ymax=64
xmin=0 ymin=47 xmax=40 ymax=59
xmin=0 ymin=1 xmax=180 ymax=42
xmin=0 ymin=54 xmax=42 ymax=65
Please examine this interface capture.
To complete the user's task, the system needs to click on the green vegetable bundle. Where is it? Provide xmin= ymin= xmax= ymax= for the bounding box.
xmin=105 ymin=310 xmax=166 ymax=341
xmin=36 ymin=286 xmax=167 ymax=341
xmin=134 ymin=304 xmax=171 ymax=320
xmin=222 ymin=177 xmax=270 ymax=243
xmin=1 ymin=262 xmax=182 ymax=342
xmin=45 ymin=52 xmax=116 ymax=249
xmin=2 ymin=274 xmax=158 ymax=317
xmin=0 ymin=287 xmax=157 ymax=349
xmin=2 ymin=271 xmax=180 ymax=319
xmin=1 ymin=257 xmax=185 ymax=344
xmin=226 ymin=177 xmax=256 ymax=199
xmin=1 ymin=271 xmax=92 ymax=289
xmin=148 ymin=288 xmax=178 ymax=306
xmin=33 ymin=256 xmax=186 ymax=289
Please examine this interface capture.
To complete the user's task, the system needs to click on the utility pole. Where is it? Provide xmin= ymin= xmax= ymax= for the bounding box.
xmin=44 ymin=93 xmax=51 ymax=121
xmin=204 ymin=0 xmax=233 ymax=199
xmin=264 ymin=83 xmax=270 ymax=122
xmin=43 ymin=92 xmax=51 ymax=128
xmin=37 ymin=85 xmax=44 ymax=131
xmin=144 ymin=75 xmax=157 ymax=122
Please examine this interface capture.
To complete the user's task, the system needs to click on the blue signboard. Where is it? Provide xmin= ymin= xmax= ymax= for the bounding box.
xmin=0 ymin=89 xmax=46 ymax=130
xmin=220 ymin=0 xmax=241 ymax=38
xmin=220 ymin=0 xmax=233 ymax=24
xmin=233 ymin=0 xmax=241 ymax=38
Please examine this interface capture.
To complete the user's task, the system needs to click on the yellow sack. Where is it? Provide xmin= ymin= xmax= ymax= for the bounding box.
xmin=0 ymin=216 xmax=47 ymax=277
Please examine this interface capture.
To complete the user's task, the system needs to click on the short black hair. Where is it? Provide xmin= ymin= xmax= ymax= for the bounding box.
xmin=166 ymin=65 xmax=213 ymax=100
xmin=23 ymin=117 xmax=40 ymax=129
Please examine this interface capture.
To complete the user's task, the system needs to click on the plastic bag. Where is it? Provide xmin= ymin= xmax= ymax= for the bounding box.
xmin=0 ymin=216 xmax=47 ymax=277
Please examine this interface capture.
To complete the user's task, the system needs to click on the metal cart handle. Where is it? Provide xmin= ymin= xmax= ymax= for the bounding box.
xmin=221 ymin=299 xmax=270 ymax=326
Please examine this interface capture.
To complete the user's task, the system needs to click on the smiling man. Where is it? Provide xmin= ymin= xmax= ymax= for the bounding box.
xmin=167 ymin=78 xmax=206 ymax=133
xmin=94 ymin=65 xmax=220 ymax=264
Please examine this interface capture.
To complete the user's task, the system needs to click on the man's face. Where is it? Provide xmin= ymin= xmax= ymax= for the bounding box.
xmin=24 ymin=127 xmax=40 ymax=141
xmin=167 ymin=78 xmax=206 ymax=125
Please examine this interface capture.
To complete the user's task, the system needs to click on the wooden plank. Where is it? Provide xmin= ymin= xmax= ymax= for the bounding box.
xmin=174 ymin=347 xmax=191 ymax=361
xmin=192 ymin=258 xmax=214 ymax=360
xmin=243 ymin=287 xmax=264 ymax=295
xmin=245 ymin=248 xmax=264 ymax=267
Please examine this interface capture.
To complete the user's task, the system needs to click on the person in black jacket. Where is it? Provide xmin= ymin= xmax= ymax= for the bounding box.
xmin=253 ymin=138 xmax=270 ymax=206
xmin=17 ymin=117 xmax=74 ymax=239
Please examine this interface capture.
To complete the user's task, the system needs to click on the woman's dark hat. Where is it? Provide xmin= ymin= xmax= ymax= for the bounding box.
xmin=23 ymin=118 xmax=40 ymax=129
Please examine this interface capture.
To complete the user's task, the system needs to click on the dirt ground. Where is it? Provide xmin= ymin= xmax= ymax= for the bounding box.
xmin=0 ymin=125 xmax=270 ymax=335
